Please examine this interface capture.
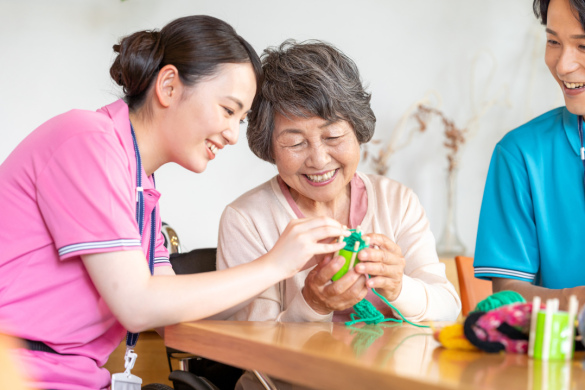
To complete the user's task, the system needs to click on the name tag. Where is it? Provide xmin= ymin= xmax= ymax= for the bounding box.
xmin=111 ymin=348 xmax=142 ymax=390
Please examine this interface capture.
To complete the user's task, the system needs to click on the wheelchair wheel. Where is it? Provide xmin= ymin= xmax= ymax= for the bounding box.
xmin=142 ymin=384 xmax=174 ymax=390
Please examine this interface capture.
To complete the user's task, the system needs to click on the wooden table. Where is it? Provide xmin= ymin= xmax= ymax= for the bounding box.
xmin=165 ymin=320 xmax=585 ymax=390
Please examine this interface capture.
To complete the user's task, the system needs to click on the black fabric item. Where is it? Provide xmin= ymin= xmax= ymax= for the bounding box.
xmin=24 ymin=339 xmax=60 ymax=354
xmin=496 ymin=322 xmax=529 ymax=340
xmin=463 ymin=311 xmax=506 ymax=353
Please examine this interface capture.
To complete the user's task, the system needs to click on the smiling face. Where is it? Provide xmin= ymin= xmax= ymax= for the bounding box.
xmin=272 ymin=113 xmax=361 ymax=206
xmin=545 ymin=0 xmax=585 ymax=115
xmin=166 ymin=62 xmax=256 ymax=173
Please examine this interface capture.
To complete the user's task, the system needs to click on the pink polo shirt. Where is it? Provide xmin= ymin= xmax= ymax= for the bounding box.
xmin=277 ymin=175 xmax=395 ymax=321
xmin=0 ymin=100 xmax=170 ymax=389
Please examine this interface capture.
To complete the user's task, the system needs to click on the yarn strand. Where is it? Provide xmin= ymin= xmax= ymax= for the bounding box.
xmin=344 ymin=276 xmax=430 ymax=328
xmin=337 ymin=229 xmax=429 ymax=328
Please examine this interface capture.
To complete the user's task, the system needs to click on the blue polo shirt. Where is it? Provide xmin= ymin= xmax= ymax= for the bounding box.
xmin=474 ymin=106 xmax=585 ymax=289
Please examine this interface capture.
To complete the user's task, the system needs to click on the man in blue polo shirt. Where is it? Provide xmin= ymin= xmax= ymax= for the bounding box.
xmin=474 ymin=0 xmax=585 ymax=310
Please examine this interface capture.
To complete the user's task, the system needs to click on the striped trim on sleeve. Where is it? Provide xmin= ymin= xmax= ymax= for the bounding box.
xmin=58 ymin=238 xmax=142 ymax=257
xmin=154 ymin=256 xmax=171 ymax=266
xmin=474 ymin=266 xmax=535 ymax=282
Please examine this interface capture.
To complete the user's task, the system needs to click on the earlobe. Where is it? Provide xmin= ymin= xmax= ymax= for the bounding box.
xmin=154 ymin=65 xmax=179 ymax=108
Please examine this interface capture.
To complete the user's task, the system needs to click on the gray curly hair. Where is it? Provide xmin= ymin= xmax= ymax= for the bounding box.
xmin=247 ymin=39 xmax=376 ymax=163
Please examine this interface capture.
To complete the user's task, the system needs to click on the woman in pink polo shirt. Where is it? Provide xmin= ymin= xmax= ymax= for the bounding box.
xmin=0 ymin=16 xmax=347 ymax=390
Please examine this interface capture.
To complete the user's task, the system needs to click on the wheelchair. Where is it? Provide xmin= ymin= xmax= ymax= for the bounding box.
xmin=140 ymin=224 xmax=247 ymax=390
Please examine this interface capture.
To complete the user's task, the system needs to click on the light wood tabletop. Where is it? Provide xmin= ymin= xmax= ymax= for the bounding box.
xmin=165 ymin=320 xmax=585 ymax=390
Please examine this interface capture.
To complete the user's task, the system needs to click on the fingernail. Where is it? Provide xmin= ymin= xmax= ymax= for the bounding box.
xmin=356 ymin=264 xmax=364 ymax=272
xmin=360 ymin=252 xmax=367 ymax=259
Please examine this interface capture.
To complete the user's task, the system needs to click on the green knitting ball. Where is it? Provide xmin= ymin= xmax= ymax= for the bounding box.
xmin=331 ymin=248 xmax=360 ymax=281
xmin=473 ymin=290 xmax=526 ymax=313
xmin=331 ymin=229 xmax=368 ymax=282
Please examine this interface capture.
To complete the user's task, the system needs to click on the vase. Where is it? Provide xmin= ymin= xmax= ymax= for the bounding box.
xmin=436 ymin=168 xmax=466 ymax=257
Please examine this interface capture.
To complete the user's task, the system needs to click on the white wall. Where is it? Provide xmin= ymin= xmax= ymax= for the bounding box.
xmin=0 ymin=0 xmax=562 ymax=254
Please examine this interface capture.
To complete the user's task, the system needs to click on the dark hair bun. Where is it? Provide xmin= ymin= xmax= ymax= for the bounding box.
xmin=109 ymin=15 xmax=262 ymax=111
xmin=110 ymin=30 xmax=164 ymax=98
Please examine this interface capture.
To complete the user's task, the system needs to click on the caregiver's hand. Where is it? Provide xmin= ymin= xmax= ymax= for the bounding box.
xmin=302 ymin=255 xmax=368 ymax=315
xmin=354 ymin=233 xmax=405 ymax=301
xmin=268 ymin=217 xmax=348 ymax=278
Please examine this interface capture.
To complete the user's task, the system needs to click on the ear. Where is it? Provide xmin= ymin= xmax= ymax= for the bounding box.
xmin=153 ymin=64 xmax=180 ymax=108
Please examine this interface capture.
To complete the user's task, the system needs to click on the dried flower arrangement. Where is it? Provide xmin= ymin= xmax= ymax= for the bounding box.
xmin=364 ymin=51 xmax=510 ymax=177
xmin=413 ymin=105 xmax=467 ymax=174
xmin=363 ymin=51 xmax=510 ymax=256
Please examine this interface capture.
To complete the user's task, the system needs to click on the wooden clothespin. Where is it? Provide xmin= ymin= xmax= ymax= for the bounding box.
xmin=349 ymin=241 xmax=360 ymax=269
xmin=334 ymin=225 xmax=347 ymax=258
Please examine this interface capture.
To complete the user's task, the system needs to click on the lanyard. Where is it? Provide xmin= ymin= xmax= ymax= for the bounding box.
xmin=579 ymin=116 xmax=585 ymax=197
xmin=126 ymin=123 xmax=156 ymax=349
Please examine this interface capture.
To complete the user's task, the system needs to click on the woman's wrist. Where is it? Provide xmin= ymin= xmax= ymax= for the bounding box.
xmin=256 ymin=251 xmax=292 ymax=283
xmin=301 ymin=287 xmax=332 ymax=315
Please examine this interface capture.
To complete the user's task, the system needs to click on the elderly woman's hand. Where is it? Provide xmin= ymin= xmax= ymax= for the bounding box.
xmin=354 ymin=233 xmax=405 ymax=302
xmin=301 ymin=255 xmax=368 ymax=315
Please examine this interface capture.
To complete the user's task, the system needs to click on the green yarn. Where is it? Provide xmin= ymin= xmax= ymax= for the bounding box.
xmin=345 ymin=279 xmax=430 ymax=328
xmin=342 ymin=229 xmax=369 ymax=252
xmin=473 ymin=290 xmax=526 ymax=313
xmin=350 ymin=299 xmax=388 ymax=325
xmin=348 ymin=325 xmax=384 ymax=357
xmin=336 ymin=229 xmax=429 ymax=328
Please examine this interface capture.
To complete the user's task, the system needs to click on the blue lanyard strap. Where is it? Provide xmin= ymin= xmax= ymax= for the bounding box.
xmin=579 ymin=116 xmax=585 ymax=197
xmin=127 ymin=123 xmax=156 ymax=348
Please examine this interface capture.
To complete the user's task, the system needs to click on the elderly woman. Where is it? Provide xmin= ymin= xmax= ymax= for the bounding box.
xmin=217 ymin=40 xmax=461 ymax=323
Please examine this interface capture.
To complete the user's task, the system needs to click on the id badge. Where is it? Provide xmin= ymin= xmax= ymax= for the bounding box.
xmin=111 ymin=372 xmax=142 ymax=390
xmin=111 ymin=348 xmax=142 ymax=390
